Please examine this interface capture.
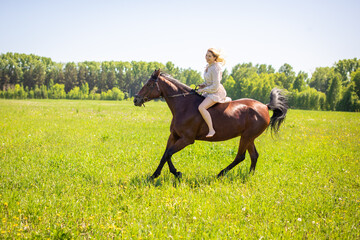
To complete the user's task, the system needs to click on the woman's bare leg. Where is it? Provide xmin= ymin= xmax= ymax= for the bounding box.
xmin=198 ymin=97 xmax=217 ymax=137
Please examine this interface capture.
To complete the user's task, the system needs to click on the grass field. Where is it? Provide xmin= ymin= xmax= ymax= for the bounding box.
xmin=0 ymin=99 xmax=359 ymax=239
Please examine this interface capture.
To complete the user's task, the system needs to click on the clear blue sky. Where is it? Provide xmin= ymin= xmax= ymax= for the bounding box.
xmin=1 ymin=0 xmax=359 ymax=75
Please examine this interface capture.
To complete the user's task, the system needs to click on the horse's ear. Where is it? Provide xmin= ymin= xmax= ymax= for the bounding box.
xmin=152 ymin=69 xmax=161 ymax=79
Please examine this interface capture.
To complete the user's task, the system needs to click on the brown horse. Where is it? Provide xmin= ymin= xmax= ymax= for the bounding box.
xmin=134 ymin=69 xmax=288 ymax=179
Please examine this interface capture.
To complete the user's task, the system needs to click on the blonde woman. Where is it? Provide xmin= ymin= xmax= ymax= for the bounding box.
xmin=198 ymin=48 xmax=231 ymax=138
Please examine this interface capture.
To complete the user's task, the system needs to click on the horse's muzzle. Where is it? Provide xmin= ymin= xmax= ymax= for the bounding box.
xmin=133 ymin=95 xmax=145 ymax=107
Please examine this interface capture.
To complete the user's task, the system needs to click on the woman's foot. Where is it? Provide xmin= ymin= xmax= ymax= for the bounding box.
xmin=206 ymin=129 xmax=216 ymax=138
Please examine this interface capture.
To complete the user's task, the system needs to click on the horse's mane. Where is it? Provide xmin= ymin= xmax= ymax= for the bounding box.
xmin=160 ymin=72 xmax=193 ymax=92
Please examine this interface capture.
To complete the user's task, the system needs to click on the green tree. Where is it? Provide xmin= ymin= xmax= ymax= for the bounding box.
xmin=40 ymin=85 xmax=48 ymax=99
xmin=274 ymin=72 xmax=287 ymax=88
xmin=115 ymin=62 xmax=126 ymax=91
xmin=14 ymin=84 xmax=27 ymax=99
xmin=326 ymin=74 xmax=342 ymax=110
xmin=106 ymin=67 xmax=117 ymax=90
xmin=165 ymin=61 xmax=178 ymax=76
xmin=256 ymin=64 xmax=275 ymax=74
xmin=229 ymin=63 xmax=257 ymax=99
xmin=351 ymin=69 xmax=360 ymax=99
xmin=99 ymin=68 xmax=108 ymax=92
xmin=85 ymin=61 xmax=100 ymax=92
xmin=49 ymin=84 xmax=66 ymax=99
xmin=309 ymin=67 xmax=333 ymax=92
xmin=111 ymin=87 xmax=125 ymax=100
xmin=334 ymin=58 xmax=360 ymax=85
xmin=223 ymin=76 xmax=236 ymax=99
xmin=336 ymin=84 xmax=360 ymax=112
xmin=257 ymin=73 xmax=276 ymax=103
xmin=78 ymin=63 xmax=88 ymax=86
xmin=221 ymin=69 xmax=229 ymax=83
xmin=0 ymin=57 xmax=11 ymax=90
xmin=182 ymin=69 xmax=202 ymax=86
xmin=23 ymin=65 xmax=35 ymax=89
xmin=68 ymin=87 xmax=81 ymax=99
xmin=33 ymin=62 xmax=46 ymax=87
xmin=293 ymin=71 xmax=308 ymax=92
xmin=64 ymin=62 xmax=78 ymax=92
xmin=80 ymin=82 xmax=89 ymax=99
xmin=278 ymin=63 xmax=295 ymax=89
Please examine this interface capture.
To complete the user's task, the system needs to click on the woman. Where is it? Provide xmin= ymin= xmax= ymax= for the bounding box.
xmin=198 ymin=48 xmax=231 ymax=138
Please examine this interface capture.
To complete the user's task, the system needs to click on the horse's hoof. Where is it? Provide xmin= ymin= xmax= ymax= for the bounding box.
xmin=149 ymin=173 xmax=159 ymax=180
xmin=217 ymin=171 xmax=225 ymax=178
xmin=176 ymin=172 xmax=182 ymax=178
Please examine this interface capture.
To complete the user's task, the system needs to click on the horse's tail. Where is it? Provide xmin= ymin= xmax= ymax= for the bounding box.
xmin=266 ymin=88 xmax=288 ymax=134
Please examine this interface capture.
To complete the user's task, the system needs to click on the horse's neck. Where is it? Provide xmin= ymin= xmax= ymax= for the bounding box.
xmin=160 ymin=78 xmax=197 ymax=115
xmin=161 ymin=77 xmax=192 ymax=96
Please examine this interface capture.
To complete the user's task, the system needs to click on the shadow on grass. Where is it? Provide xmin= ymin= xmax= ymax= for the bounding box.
xmin=123 ymin=167 xmax=251 ymax=189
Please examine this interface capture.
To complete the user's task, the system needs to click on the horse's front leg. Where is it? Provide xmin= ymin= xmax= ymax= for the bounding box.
xmin=151 ymin=149 xmax=181 ymax=179
xmin=151 ymin=133 xmax=192 ymax=179
xmin=150 ymin=133 xmax=176 ymax=179
xmin=150 ymin=150 xmax=170 ymax=179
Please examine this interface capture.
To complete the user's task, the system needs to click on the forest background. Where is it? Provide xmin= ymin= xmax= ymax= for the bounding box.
xmin=1 ymin=52 xmax=360 ymax=111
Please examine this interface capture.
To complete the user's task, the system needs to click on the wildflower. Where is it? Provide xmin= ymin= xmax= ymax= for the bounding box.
xmin=297 ymin=218 xmax=302 ymax=222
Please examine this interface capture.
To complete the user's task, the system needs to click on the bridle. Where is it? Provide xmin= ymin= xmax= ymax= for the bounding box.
xmin=134 ymin=77 xmax=161 ymax=104
xmin=135 ymin=76 xmax=199 ymax=106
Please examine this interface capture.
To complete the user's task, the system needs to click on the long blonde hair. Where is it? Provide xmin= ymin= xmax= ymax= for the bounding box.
xmin=207 ymin=48 xmax=226 ymax=65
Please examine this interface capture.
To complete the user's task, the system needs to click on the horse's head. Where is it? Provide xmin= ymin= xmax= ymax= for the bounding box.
xmin=134 ymin=69 xmax=162 ymax=107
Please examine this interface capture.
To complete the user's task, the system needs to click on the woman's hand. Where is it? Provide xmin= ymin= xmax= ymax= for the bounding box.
xmin=197 ymin=84 xmax=206 ymax=93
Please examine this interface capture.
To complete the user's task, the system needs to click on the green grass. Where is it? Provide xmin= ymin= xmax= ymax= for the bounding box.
xmin=0 ymin=99 xmax=359 ymax=239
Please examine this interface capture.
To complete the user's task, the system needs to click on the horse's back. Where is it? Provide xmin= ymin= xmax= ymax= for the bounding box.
xmin=231 ymin=98 xmax=270 ymax=123
xmin=214 ymin=98 xmax=268 ymax=116
xmin=213 ymin=98 xmax=270 ymax=130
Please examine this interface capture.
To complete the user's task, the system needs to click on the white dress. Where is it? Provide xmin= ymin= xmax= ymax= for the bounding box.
xmin=201 ymin=62 xmax=231 ymax=103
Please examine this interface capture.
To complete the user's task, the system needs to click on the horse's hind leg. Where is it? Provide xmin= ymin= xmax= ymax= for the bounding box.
xmin=217 ymin=137 xmax=248 ymax=178
xmin=248 ymin=141 xmax=259 ymax=173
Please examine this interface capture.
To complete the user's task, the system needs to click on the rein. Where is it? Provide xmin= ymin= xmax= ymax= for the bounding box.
xmin=167 ymin=90 xmax=198 ymax=98
xmin=136 ymin=75 xmax=200 ymax=107
xmin=167 ymin=85 xmax=200 ymax=98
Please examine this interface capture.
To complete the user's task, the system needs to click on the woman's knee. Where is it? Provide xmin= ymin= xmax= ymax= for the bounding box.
xmin=198 ymin=104 xmax=204 ymax=112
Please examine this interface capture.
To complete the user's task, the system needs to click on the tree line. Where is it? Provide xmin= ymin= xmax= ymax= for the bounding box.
xmin=224 ymin=59 xmax=360 ymax=111
xmin=1 ymin=52 xmax=359 ymax=111
xmin=0 ymin=53 xmax=202 ymax=101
